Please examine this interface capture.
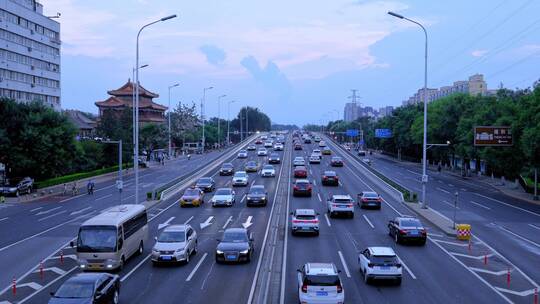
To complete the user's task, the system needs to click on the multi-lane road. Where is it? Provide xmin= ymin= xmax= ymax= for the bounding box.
xmin=0 ymin=133 xmax=539 ymax=303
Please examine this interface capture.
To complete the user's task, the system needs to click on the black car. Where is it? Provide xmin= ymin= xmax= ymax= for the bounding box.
xmin=219 ymin=163 xmax=235 ymax=176
xmin=0 ymin=177 xmax=33 ymax=197
xmin=246 ymin=185 xmax=268 ymax=207
xmin=195 ymin=177 xmax=215 ymax=192
xmin=216 ymin=228 xmax=254 ymax=263
xmin=321 ymin=171 xmax=339 ymax=186
xmin=357 ymin=191 xmax=382 ymax=209
xmin=268 ymin=153 xmax=281 ymax=164
xmin=330 ymin=156 xmax=344 ymax=167
xmin=49 ymin=273 xmax=120 ymax=304
xmin=388 ymin=217 xmax=427 ymax=245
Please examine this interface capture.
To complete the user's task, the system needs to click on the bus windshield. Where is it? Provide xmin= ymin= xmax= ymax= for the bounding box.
xmin=77 ymin=225 xmax=117 ymax=252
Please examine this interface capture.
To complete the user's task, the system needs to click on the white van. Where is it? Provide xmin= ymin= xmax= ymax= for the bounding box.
xmin=73 ymin=204 xmax=148 ymax=271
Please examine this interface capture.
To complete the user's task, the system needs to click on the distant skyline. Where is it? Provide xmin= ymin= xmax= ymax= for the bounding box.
xmin=44 ymin=0 xmax=540 ymax=125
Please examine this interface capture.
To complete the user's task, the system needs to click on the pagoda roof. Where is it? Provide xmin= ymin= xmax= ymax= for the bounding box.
xmin=107 ymin=79 xmax=159 ymax=98
xmin=95 ymin=96 xmax=167 ymax=111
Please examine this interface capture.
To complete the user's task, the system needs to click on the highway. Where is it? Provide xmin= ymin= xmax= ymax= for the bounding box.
xmin=0 ymin=133 xmax=538 ymax=303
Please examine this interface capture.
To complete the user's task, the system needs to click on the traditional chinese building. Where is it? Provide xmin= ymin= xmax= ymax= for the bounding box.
xmin=95 ymin=80 xmax=167 ymax=124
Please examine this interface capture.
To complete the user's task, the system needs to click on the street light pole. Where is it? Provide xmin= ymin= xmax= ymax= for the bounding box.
xmin=388 ymin=11 xmax=429 ymax=209
xmin=227 ymin=100 xmax=237 ymax=145
xmin=201 ymin=86 xmax=213 ymax=153
xmin=245 ymin=107 xmax=249 ymax=139
xmin=217 ymin=94 xmax=226 ymax=148
xmin=134 ymin=14 xmax=176 ymax=205
xmin=132 ymin=64 xmax=148 ymax=164
xmin=168 ymin=83 xmax=180 ymax=158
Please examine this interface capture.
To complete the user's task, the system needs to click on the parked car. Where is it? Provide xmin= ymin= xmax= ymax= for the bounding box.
xmin=359 ymin=247 xmax=402 ymax=285
xmin=293 ymin=179 xmax=312 ymax=197
xmin=321 ymin=171 xmax=339 ymax=186
xmin=330 ymin=157 xmax=343 ymax=167
xmin=290 ymin=209 xmax=319 ymax=236
xmin=215 ymin=228 xmax=254 ymax=263
xmin=151 ymin=224 xmax=197 ymax=264
xmin=357 ymin=191 xmax=382 ymax=209
xmin=0 ymin=177 xmax=33 ymax=197
xmin=246 ymin=185 xmax=268 ymax=207
xmin=388 ymin=217 xmax=427 ymax=245
xmin=294 ymin=166 xmax=308 ymax=178
xmin=327 ymin=195 xmax=354 ymax=218
xmin=297 ymin=263 xmax=344 ymax=304
xmin=48 ymin=273 xmax=120 ymax=304
xmin=179 ymin=187 xmax=204 ymax=207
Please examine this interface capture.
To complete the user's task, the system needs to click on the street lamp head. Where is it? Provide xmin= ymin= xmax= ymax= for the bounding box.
xmin=388 ymin=11 xmax=404 ymax=19
xmin=220 ymin=94 xmax=227 ymax=98
xmin=170 ymin=83 xmax=180 ymax=88
xmin=206 ymin=86 xmax=214 ymax=90
xmin=140 ymin=64 xmax=149 ymax=69
xmin=161 ymin=14 xmax=177 ymax=21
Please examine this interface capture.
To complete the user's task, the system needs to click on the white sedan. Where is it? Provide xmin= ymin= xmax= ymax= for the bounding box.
xmin=232 ymin=171 xmax=249 ymax=186
xmin=211 ymin=188 xmax=236 ymax=207
xmin=258 ymin=148 xmax=268 ymax=156
xmin=293 ymin=157 xmax=305 ymax=166
xmin=261 ymin=165 xmax=276 ymax=177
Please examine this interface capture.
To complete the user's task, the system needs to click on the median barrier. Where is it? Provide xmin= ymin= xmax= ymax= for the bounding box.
xmin=456 ymin=224 xmax=471 ymax=241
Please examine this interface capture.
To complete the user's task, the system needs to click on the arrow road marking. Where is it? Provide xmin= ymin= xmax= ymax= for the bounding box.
xmin=200 ymin=216 xmax=214 ymax=229
xmin=35 ymin=206 xmax=62 ymax=216
xmin=242 ymin=216 xmax=253 ymax=229
xmin=222 ymin=216 xmax=233 ymax=229
xmin=69 ymin=206 xmax=92 ymax=216
xmin=158 ymin=217 xmax=175 ymax=230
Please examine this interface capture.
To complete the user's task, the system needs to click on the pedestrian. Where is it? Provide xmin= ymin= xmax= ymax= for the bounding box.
xmin=72 ymin=181 xmax=78 ymax=196
xmin=63 ymin=183 xmax=68 ymax=196
xmin=0 ymin=195 xmax=5 ymax=204
xmin=437 ymin=162 xmax=442 ymax=174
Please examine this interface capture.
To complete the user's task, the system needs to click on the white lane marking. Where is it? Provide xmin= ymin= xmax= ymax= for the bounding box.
xmin=438 ymin=180 xmax=443 ymax=184
xmin=222 ymin=216 xmax=233 ymax=229
xmin=69 ymin=206 xmax=92 ymax=216
xmin=16 ymin=282 xmax=42 ymax=290
xmin=95 ymin=193 xmax=113 ymax=201
xmin=460 ymin=188 xmax=467 ymax=192
xmin=450 ymin=252 xmax=494 ymax=260
xmin=186 ymin=253 xmax=208 ymax=282
xmin=122 ymin=194 xmax=135 ymax=201
xmin=427 ymin=232 xmax=444 ymax=238
xmin=324 ymin=214 xmax=331 ymax=227
xmin=33 ymin=266 xmax=66 ymax=275
xmin=184 ymin=216 xmax=194 ymax=225
xmin=242 ymin=215 xmax=253 ymax=229
xmin=200 ymin=216 xmax=214 ymax=229
xmin=158 ymin=217 xmax=175 ymax=230
xmin=121 ymin=254 xmax=151 ymax=282
xmin=38 ymin=210 xmax=67 ymax=222
xmin=436 ymin=187 xmax=450 ymax=194
xmin=396 ymin=255 xmax=416 ymax=279
xmin=494 ymin=287 xmax=538 ymax=297
xmin=433 ymin=239 xmax=469 ymax=247
xmin=497 ymin=225 xmax=540 ymax=248
xmin=251 ymin=180 xmax=256 ymax=187
xmin=362 ymin=214 xmax=374 ymax=229
xmin=338 ymin=181 xmax=343 ymax=186
xmin=59 ymin=193 xmax=86 ymax=203
xmin=473 ymin=193 xmax=540 ymax=218
xmin=241 ymin=194 xmax=246 ymax=203
xmin=0 ymin=217 xmax=8 ymax=222
xmin=337 ymin=251 xmax=351 ymax=278
xmin=469 ymin=267 xmax=508 ymax=276
xmin=18 ymin=267 xmax=78 ymax=304
xmin=35 ymin=206 xmax=62 ymax=216
xmin=313 ymin=180 xmax=317 ymax=186
xmin=30 ymin=207 xmax=43 ymax=212
xmin=276 ymin=142 xmax=292 ymax=304
xmin=407 ymin=169 xmax=421 ymax=176
xmin=448 ymin=183 xmax=455 ymax=187
xmin=428 ymin=237 xmax=512 ymax=304
xmin=470 ymin=200 xmax=491 ymax=210
xmin=528 ymin=223 xmax=540 ymax=231
xmin=317 ymin=193 xmax=322 ymax=202
xmin=442 ymin=200 xmax=459 ymax=209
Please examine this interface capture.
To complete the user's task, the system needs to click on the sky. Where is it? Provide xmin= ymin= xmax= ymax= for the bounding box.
xmin=43 ymin=0 xmax=540 ymax=125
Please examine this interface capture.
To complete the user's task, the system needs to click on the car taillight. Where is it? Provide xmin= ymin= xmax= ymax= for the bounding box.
xmin=301 ymin=283 xmax=308 ymax=293
xmin=292 ymin=220 xmax=301 ymax=223
xmin=335 ymin=176 xmax=339 ymax=180
xmin=347 ymin=204 xmax=353 ymax=207
xmin=337 ymin=283 xmax=343 ymax=293
xmin=399 ymin=229 xmax=408 ymax=234
xmin=421 ymin=229 xmax=427 ymax=235
xmin=294 ymin=186 xmax=299 ymax=190
xmin=362 ymin=198 xmax=368 ymax=202
xmin=323 ymin=176 xmax=328 ymax=180
xmin=307 ymin=186 xmax=312 ymax=191
xmin=367 ymin=263 xmax=374 ymax=268
xmin=377 ymin=197 xmax=382 ymax=202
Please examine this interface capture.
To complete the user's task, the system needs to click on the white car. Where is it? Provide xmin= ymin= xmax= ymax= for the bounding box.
xmin=309 ymin=155 xmax=321 ymax=164
xmin=237 ymin=150 xmax=248 ymax=158
xmin=274 ymin=143 xmax=284 ymax=151
xmin=327 ymin=195 xmax=354 ymax=218
xmin=211 ymin=188 xmax=236 ymax=207
xmin=232 ymin=171 xmax=249 ymax=186
xmin=312 ymin=149 xmax=322 ymax=158
xmin=261 ymin=165 xmax=276 ymax=177
xmin=257 ymin=148 xmax=268 ymax=156
xmin=318 ymin=141 xmax=326 ymax=147
xmin=293 ymin=157 xmax=305 ymax=166
xmin=264 ymin=141 xmax=273 ymax=148
xmin=297 ymin=263 xmax=345 ymax=304
xmin=359 ymin=247 xmax=402 ymax=285
xmin=152 ymin=224 xmax=197 ymax=264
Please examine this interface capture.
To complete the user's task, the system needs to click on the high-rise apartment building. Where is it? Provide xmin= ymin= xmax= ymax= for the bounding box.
xmin=0 ymin=0 xmax=61 ymax=109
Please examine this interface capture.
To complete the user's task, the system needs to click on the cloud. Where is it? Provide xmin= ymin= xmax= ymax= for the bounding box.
xmin=199 ymin=45 xmax=227 ymax=66
xmin=240 ymin=56 xmax=292 ymax=100
xmin=471 ymin=49 xmax=488 ymax=57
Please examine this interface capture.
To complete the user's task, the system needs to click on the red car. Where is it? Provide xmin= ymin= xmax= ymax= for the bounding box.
xmin=294 ymin=166 xmax=308 ymax=178
xmin=321 ymin=170 xmax=339 ymax=186
xmin=293 ymin=179 xmax=312 ymax=197
xmin=255 ymin=139 xmax=263 ymax=145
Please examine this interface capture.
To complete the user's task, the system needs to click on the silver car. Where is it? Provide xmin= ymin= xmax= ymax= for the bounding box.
xmin=232 ymin=171 xmax=249 ymax=186
xmin=151 ymin=224 xmax=197 ymax=265
xmin=291 ymin=209 xmax=320 ymax=236
xmin=293 ymin=156 xmax=305 ymax=166
xmin=211 ymin=188 xmax=236 ymax=207
xmin=261 ymin=165 xmax=276 ymax=177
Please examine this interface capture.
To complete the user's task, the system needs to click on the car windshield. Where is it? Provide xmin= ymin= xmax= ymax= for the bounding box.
xmin=158 ymin=231 xmax=185 ymax=243
xmin=222 ymin=164 xmax=233 ymax=168
xmin=364 ymin=193 xmax=379 ymax=198
xmin=371 ymin=255 xmax=398 ymax=265
xmin=215 ymin=189 xmax=232 ymax=195
xmin=77 ymin=225 xmax=117 ymax=253
xmin=295 ymin=215 xmax=315 ymax=220
xmin=198 ymin=178 xmax=212 ymax=184
xmin=239 ymin=150 xmax=247 ymax=153
xmin=263 ymin=165 xmax=273 ymax=170
xmin=249 ymin=187 xmax=265 ymax=195
xmin=305 ymin=275 xmax=340 ymax=286
xmin=334 ymin=198 xmax=351 ymax=203
xmin=54 ymin=281 xmax=94 ymax=298
xmin=324 ymin=171 xmax=336 ymax=176
xmin=400 ymin=219 xmax=422 ymax=228
xmin=184 ymin=189 xmax=200 ymax=196
xmin=247 ymin=161 xmax=256 ymax=166
xmin=222 ymin=231 xmax=248 ymax=242
xmin=235 ymin=172 xmax=247 ymax=178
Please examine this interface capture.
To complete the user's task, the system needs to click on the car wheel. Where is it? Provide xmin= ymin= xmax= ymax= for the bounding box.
xmin=394 ymin=233 xmax=400 ymax=244
xmin=350 ymin=213 xmax=354 ymax=219
xmin=193 ymin=241 xmax=198 ymax=254
xmin=15 ymin=190 xmax=19 ymax=197
xmin=246 ymin=251 xmax=252 ymax=263
xmin=113 ymin=290 xmax=119 ymax=304
xmin=119 ymin=256 xmax=126 ymax=271
xmin=138 ymin=241 xmax=144 ymax=255
xmin=186 ymin=251 xmax=190 ymax=264
xmin=395 ymin=277 xmax=402 ymax=285
xmin=419 ymin=239 xmax=427 ymax=246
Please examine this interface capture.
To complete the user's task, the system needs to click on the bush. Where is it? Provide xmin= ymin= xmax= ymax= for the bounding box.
xmin=35 ymin=163 xmax=132 ymax=189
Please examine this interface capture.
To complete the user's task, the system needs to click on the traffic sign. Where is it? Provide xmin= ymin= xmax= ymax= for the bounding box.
xmin=346 ymin=129 xmax=359 ymax=137
xmin=474 ymin=126 xmax=513 ymax=146
xmin=375 ymin=129 xmax=392 ymax=138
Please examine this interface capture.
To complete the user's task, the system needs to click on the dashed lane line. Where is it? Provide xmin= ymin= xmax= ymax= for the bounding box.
xmin=186 ymin=253 xmax=208 ymax=282
xmin=317 ymin=193 xmax=322 ymax=202
xmin=324 ymin=214 xmax=331 ymax=227
xmin=0 ymin=218 xmax=8 ymax=222
xmin=120 ymin=254 xmax=151 ymax=282
xmin=29 ymin=207 xmax=43 ymax=212
xmin=37 ymin=210 xmax=67 ymax=222
xmin=528 ymin=223 xmax=540 ymax=231
xmin=470 ymin=200 xmax=491 ymax=210
xmin=396 ymin=255 xmax=416 ymax=280
xmin=473 ymin=193 xmax=540 ymax=218
xmin=362 ymin=214 xmax=374 ymax=229
xmin=442 ymin=200 xmax=459 ymax=209
xmin=337 ymin=251 xmax=351 ymax=278
xmin=95 ymin=193 xmax=113 ymax=201
xmin=436 ymin=187 xmax=451 ymax=194
xmin=497 ymin=225 xmax=540 ymax=248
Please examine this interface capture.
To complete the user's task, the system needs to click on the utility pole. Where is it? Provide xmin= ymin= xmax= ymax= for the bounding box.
xmin=245 ymin=107 xmax=249 ymax=139
xmin=240 ymin=109 xmax=243 ymax=141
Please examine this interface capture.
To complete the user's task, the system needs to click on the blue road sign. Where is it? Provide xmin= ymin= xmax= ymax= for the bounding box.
xmin=346 ymin=129 xmax=359 ymax=137
xmin=375 ymin=129 xmax=392 ymax=138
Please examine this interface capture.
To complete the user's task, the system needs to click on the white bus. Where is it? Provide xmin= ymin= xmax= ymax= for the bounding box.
xmin=72 ymin=204 xmax=148 ymax=271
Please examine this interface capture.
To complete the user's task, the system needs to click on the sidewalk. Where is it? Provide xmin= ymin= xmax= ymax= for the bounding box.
xmin=372 ymin=152 xmax=540 ymax=206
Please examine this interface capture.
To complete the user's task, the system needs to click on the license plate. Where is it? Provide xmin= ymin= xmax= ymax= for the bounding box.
xmin=226 ymin=255 xmax=236 ymax=260
xmin=410 ymin=231 xmax=419 ymax=235
xmin=161 ymin=256 xmax=172 ymax=261
xmin=316 ymin=291 xmax=328 ymax=296
xmin=338 ymin=205 xmax=347 ymax=208
xmin=301 ymin=227 xmax=310 ymax=230
xmin=380 ymin=266 xmax=390 ymax=270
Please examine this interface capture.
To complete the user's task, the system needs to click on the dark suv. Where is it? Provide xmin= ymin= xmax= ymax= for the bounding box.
xmin=0 ymin=177 xmax=33 ymax=197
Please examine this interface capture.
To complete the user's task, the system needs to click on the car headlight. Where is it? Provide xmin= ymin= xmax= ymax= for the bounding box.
xmin=239 ymin=249 xmax=249 ymax=254
xmin=216 ymin=250 xmax=224 ymax=254
xmin=247 ymin=196 xmax=252 ymax=200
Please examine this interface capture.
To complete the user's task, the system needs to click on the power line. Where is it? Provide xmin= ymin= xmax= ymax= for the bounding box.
xmin=487 ymin=48 xmax=540 ymax=79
